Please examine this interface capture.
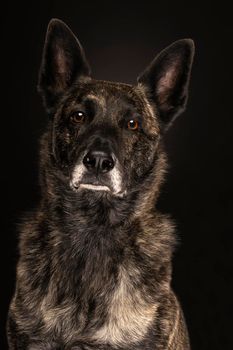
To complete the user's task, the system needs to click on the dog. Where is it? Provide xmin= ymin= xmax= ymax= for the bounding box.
xmin=7 ymin=18 xmax=194 ymax=350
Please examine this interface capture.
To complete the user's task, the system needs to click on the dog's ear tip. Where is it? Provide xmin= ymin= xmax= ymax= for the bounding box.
xmin=184 ymin=38 xmax=195 ymax=46
xmin=175 ymin=38 xmax=194 ymax=45
xmin=171 ymin=38 xmax=195 ymax=54
xmin=48 ymin=18 xmax=66 ymax=28
xmin=46 ymin=18 xmax=71 ymax=35
xmin=182 ymin=38 xmax=195 ymax=51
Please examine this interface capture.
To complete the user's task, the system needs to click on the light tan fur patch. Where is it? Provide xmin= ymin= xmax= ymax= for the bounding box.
xmin=91 ymin=265 xmax=157 ymax=346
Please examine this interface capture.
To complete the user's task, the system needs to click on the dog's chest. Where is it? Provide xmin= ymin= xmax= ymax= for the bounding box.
xmin=40 ymin=265 xmax=157 ymax=347
xmin=90 ymin=266 xmax=158 ymax=346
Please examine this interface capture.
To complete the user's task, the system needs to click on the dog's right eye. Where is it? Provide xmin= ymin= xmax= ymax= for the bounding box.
xmin=70 ymin=111 xmax=86 ymax=124
xmin=127 ymin=119 xmax=139 ymax=131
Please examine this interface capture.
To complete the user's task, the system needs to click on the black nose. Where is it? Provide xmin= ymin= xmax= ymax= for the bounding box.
xmin=83 ymin=151 xmax=115 ymax=174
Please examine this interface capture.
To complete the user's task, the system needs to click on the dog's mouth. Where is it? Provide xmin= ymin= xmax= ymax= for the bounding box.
xmin=70 ymin=161 xmax=126 ymax=197
xmin=71 ymin=182 xmax=127 ymax=198
xmin=75 ymin=183 xmax=111 ymax=192
xmin=70 ymin=174 xmax=126 ymax=197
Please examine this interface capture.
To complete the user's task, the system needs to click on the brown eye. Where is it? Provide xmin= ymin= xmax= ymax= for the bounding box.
xmin=127 ymin=119 xmax=139 ymax=130
xmin=70 ymin=111 xmax=86 ymax=124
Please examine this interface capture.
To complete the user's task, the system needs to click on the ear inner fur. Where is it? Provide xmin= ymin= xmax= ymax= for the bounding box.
xmin=38 ymin=18 xmax=91 ymax=113
xmin=137 ymin=39 xmax=195 ymax=127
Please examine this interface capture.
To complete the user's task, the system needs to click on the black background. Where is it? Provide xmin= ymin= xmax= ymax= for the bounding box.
xmin=1 ymin=1 xmax=232 ymax=349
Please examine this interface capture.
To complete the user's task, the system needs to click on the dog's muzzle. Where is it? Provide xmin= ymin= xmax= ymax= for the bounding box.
xmin=70 ymin=149 xmax=125 ymax=196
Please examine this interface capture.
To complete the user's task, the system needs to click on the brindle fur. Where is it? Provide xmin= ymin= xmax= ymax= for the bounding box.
xmin=7 ymin=19 xmax=194 ymax=349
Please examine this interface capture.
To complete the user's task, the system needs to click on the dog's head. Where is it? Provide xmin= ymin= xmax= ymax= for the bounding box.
xmin=38 ymin=19 xmax=194 ymax=198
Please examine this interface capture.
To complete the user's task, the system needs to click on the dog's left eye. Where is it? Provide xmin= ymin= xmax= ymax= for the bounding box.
xmin=70 ymin=111 xmax=86 ymax=124
xmin=127 ymin=119 xmax=139 ymax=131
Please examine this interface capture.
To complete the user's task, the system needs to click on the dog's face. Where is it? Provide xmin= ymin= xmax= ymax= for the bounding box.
xmin=48 ymin=80 xmax=161 ymax=197
xmin=38 ymin=19 xmax=194 ymax=197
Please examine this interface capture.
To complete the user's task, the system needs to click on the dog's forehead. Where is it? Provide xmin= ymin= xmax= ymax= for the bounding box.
xmin=75 ymin=80 xmax=149 ymax=112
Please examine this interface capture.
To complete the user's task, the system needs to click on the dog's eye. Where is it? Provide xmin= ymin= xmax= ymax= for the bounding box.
xmin=127 ymin=119 xmax=139 ymax=131
xmin=70 ymin=111 xmax=86 ymax=124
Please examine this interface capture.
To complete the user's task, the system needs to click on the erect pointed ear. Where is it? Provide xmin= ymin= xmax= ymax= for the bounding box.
xmin=38 ymin=19 xmax=91 ymax=113
xmin=137 ymin=39 xmax=194 ymax=127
